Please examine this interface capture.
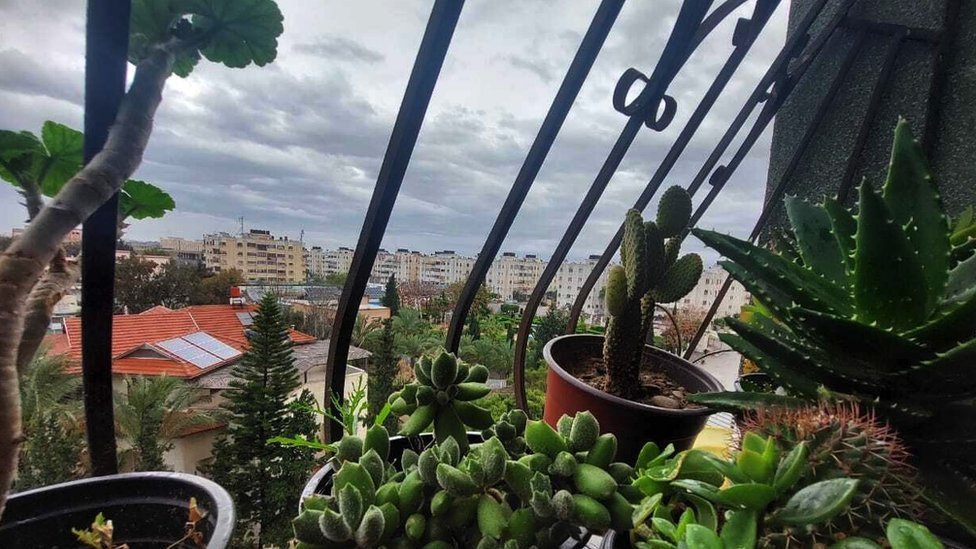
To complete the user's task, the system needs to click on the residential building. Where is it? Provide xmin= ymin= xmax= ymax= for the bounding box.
xmin=486 ymin=252 xmax=546 ymax=301
xmin=424 ymin=250 xmax=476 ymax=286
xmin=160 ymin=236 xmax=203 ymax=253
xmin=677 ymin=265 xmax=752 ymax=318
xmin=552 ymin=255 xmax=610 ymax=324
xmin=203 ymin=229 xmax=306 ymax=283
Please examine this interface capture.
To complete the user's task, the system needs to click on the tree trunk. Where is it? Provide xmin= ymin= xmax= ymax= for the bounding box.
xmin=0 ymin=43 xmax=177 ymax=516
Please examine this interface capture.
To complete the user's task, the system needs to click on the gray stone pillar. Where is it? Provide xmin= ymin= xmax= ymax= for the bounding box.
xmin=766 ymin=0 xmax=974 ymax=226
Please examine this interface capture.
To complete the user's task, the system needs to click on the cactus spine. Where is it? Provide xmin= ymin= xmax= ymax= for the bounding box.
xmin=603 ymin=186 xmax=702 ymax=397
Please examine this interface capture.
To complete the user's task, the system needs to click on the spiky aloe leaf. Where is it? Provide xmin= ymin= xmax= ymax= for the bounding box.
xmin=824 ymin=197 xmax=857 ymax=272
xmin=943 ymin=253 xmax=976 ymax=304
xmin=719 ymin=260 xmax=793 ymax=320
xmin=686 ymin=391 xmax=808 ymax=411
xmin=694 ymin=229 xmax=851 ymax=316
xmin=786 ymin=196 xmax=848 ymax=288
xmin=787 ymin=308 xmax=930 ymax=377
xmin=913 ymin=457 xmax=976 ymax=539
xmin=903 ymin=340 xmax=976 ymax=400
xmin=903 ymin=290 xmax=976 ymax=351
xmin=717 ymin=331 xmax=821 ymax=399
xmin=854 ymin=180 xmax=929 ymax=330
xmin=882 ymin=119 xmax=950 ymax=309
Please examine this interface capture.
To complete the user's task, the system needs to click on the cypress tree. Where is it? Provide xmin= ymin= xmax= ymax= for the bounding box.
xmin=208 ymin=293 xmax=317 ymax=547
xmin=382 ymin=274 xmax=400 ymax=316
xmin=367 ymin=317 xmax=398 ymax=430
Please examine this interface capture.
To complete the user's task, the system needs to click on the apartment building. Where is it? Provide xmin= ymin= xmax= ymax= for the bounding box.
xmin=160 ymin=236 xmax=204 ymax=253
xmin=423 ymin=250 xmax=476 ymax=286
xmin=677 ymin=265 xmax=751 ymax=318
xmin=552 ymin=255 xmax=610 ymax=323
xmin=203 ymin=229 xmax=306 ymax=283
xmin=486 ymin=252 xmax=546 ymax=301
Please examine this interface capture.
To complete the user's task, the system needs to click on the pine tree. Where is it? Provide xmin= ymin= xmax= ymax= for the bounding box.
xmin=367 ymin=318 xmax=399 ymax=430
xmin=208 ymin=294 xmax=317 ymax=547
xmin=382 ymin=273 xmax=400 ymax=316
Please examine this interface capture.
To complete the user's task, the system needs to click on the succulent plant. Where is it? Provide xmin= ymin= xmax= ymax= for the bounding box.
xmin=389 ymin=351 xmax=494 ymax=451
xmin=743 ymin=403 xmax=923 ymax=544
xmin=482 ymin=408 xmax=529 ymax=458
xmin=604 ymin=187 xmax=703 ymax=397
xmin=690 ymin=120 xmax=976 ymax=536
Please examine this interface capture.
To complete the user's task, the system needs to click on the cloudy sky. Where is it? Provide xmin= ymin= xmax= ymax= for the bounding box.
xmin=0 ymin=1 xmax=787 ymax=261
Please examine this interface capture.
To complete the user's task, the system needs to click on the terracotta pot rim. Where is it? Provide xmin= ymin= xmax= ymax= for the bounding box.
xmin=543 ymin=333 xmax=723 ymax=417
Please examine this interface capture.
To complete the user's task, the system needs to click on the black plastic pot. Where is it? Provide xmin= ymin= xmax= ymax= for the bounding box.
xmin=0 ymin=472 xmax=235 ymax=548
xmin=734 ymin=372 xmax=775 ymax=393
xmin=543 ymin=334 xmax=722 ymax=462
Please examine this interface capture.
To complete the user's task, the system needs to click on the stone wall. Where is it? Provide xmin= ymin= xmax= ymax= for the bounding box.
xmin=766 ymin=0 xmax=974 ymax=226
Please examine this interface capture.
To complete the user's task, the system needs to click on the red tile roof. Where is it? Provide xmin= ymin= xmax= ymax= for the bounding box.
xmin=55 ymin=304 xmax=315 ymax=378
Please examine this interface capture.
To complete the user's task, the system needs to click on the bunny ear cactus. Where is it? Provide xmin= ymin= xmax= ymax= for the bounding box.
xmin=604 ymin=187 xmax=703 ymax=396
xmin=690 ymin=119 xmax=976 ymax=536
xmin=389 ymin=351 xmax=493 ymax=451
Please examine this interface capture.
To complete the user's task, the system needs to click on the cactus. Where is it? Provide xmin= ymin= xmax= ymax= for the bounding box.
xmin=689 ymin=120 xmax=976 ymax=536
xmin=603 ymin=187 xmax=703 ymax=397
xmin=390 ymin=351 xmax=493 ymax=451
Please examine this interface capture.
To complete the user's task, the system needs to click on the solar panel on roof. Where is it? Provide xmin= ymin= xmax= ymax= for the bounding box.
xmin=184 ymin=332 xmax=241 ymax=360
xmin=236 ymin=312 xmax=255 ymax=326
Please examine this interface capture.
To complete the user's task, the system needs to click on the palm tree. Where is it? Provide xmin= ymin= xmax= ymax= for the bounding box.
xmin=351 ymin=314 xmax=382 ymax=350
xmin=392 ymin=308 xmax=429 ymax=337
xmin=16 ymin=349 xmax=85 ymax=489
xmin=114 ymin=376 xmax=222 ymax=471
xmin=459 ymin=337 xmax=514 ymax=379
xmin=394 ymin=332 xmax=441 ymax=366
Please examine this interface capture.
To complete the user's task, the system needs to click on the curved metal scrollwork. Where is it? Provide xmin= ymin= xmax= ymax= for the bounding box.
xmin=511 ymin=0 xmax=781 ymax=411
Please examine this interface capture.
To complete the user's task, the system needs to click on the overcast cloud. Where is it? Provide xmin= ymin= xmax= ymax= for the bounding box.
xmin=0 ymin=1 xmax=787 ymax=261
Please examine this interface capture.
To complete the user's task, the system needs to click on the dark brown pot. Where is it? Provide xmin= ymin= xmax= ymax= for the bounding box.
xmin=543 ymin=334 xmax=722 ymax=462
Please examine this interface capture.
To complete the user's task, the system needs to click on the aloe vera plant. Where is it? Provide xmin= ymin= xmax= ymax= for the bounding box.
xmin=603 ymin=187 xmax=703 ymax=396
xmin=689 ymin=119 xmax=976 ymax=536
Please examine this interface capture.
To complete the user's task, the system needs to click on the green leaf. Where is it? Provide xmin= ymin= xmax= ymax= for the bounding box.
xmin=913 ymin=458 xmax=976 ymax=539
xmin=904 ymin=290 xmax=976 ymax=351
xmin=829 ymin=538 xmax=883 ymax=549
xmin=718 ymin=330 xmax=822 ymax=398
xmin=885 ymin=518 xmax=943 ymax=549
xmin=882 ymin=119 xmax=950 ymax=310
xmin=685 ymin=494 xmax=717 ymax=532
xmin=694 ymin=229 xmax=852 ymax=316
xmin=120 ymin=180 xmax=176 ymax=220
xmin=36 ymin=121 xmax=83 ymax=196
xmin=901 ymin=337 xmax=976 ymax=398
xmin=713 ymin=483 xmax=777 ymax=511
xmin=854 ymin=180 xmax=929 ymax=330
xmin=719 ymin=260 xmax=796 ymax=320
xmin=786 ymin=196 xmax=848 ymax=288
xmin=682 ymin=524 xmax=723 ymax=549
xmin=686 ymin=391 xmax=809 ymax=411
xmin=719 ymin=509 xmax=757 ymax=549
xmin=773 ymin=441 xmax=808 ymax=494
xmin=824 ymin=197 xmax=857 ymax=272
xmin=0 ymin=130 xmax=43 ymax=186
xmin=671 ymin=479 xmax=721 ymax=501
xmin=943 ymin=253 xmax=976 ymax=304
xmin=773 ymin=478 xmax=859 ymax=526
xmin=188 ymin=0 xmax=285 ymax=68
xmin=652 ymin=517 xmax=678 ymax=542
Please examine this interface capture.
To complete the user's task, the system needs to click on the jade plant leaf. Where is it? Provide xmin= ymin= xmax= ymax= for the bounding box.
xmin=786 ymin=196 xmax=848 ymax=288
xmin=853 ymin=180 xmax=929 ymax=330
xmin=712 ymin=483 xmax=777 ymax=511
xmin=719 ymin=509 xmax=757 ymax=549
xmin=829 ymin=538 xmax=883 ymax=548
xmin=683 ymin=524 xmax=723 ymax=549
xmin=773 ymin=478 xmax=859 ymax=526
xmin=885 ymin=518 xmax=943 ymax=549
xmin=882 ymin=119 xmax=950 ymax=309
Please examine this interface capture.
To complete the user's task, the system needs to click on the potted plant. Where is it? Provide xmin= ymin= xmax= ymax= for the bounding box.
xmin=290 ymin=351 xmax=640 ymax=548
xmin=689 ymin=120 xmax=976 ymax=541
xmin=543 ymin=187 xmax=722 ymax=460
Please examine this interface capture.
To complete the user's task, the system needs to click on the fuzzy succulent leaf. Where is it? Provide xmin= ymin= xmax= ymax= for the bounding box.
xmin=430 ymin=352 xmax=458 ymax=389
xmin=436 ymin=463 xmax=479 ymax=497
xmin=334 ymin=462 xmax=376 ymax=507
xmin=854 ymin=180 xmax=929 ymax=330
xmin=786 ymin=196 xmax=848 ymax=288
xmin=354 ymin=505 xmax=385 ymax=547
xmin=434 ymin=406 xmax=468 ymax=451
xmin=455 ymin=401 xmax=494 ymax=430
xmin=319 ymin=507 xmax=352 ymax=542
xmin=882 ymin=119 xmax=950 ymax=309
xmin=568 ymin=411 xmax=599 ymax=452
xmin=399 ymin=404 xmax=436 ymax=437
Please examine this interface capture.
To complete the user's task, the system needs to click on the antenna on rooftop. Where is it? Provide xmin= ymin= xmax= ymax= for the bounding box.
xmin=238 ymin=216 xmax=245 ymax=237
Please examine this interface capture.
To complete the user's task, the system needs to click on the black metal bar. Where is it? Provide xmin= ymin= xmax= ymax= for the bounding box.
xmin=836 ymin=34 xmax=904 ymax=203
xmin=324 ymin=0 xmax=463 ymax=442
xmin=510 ymin=0 xmax=739 ymax=410
xmin=566 ymin=0 xmax=785 ymax=330
xmin=921 ymin=0 xmax=960 ymax=156
xmin=683 ymin=27 xmax=867 ymax=359
xmin=80 ymin=0 xmax=130 ymax=477
xmin=443 ymin=0 xmax=626 ymax=354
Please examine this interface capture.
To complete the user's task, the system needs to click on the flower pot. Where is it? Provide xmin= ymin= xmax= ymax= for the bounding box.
xmin=734 ymin=372 xmax=775 ymax=393
xmin=543 ymin=334 xmax=722 ymax=462
xmin=0 ymin=472 xmax=235 ymax=548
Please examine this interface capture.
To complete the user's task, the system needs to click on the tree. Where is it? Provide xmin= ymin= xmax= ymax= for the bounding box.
xmin=154 ymin=261 xmax=206 ymax=308
xmin=208 ymin=293 xmax=316 ymax=547
xmin=531 ymin=307 xmax=569 ymax=367
xmin=199 ymin=268 xmax=244 ymax=304
xmin=0 ymin=1 xmax=284 ymax=507
xmin=15 ymin=350 xmax=85 ymax=490
xmin=324 ymin=271 xmax=347 ymax=286
xmin=114 ymin=375 xmax=221 ymax=472
xmin=443 ymin=281 xmax=496 ymax=318
xmin=459 ymin=337 xmax=514 ymax=378
xmin=660 ymin=309 xmax=707 ymax=356
xmin=382 ymin=274 xmax=400 ymax=316
xmin=114 ymin=256 xmax=158 ymax=313
xmin=351 ymin=314 xmax=382 ymax=351
xmin=367 ymin=318 xmax=398 ymax=430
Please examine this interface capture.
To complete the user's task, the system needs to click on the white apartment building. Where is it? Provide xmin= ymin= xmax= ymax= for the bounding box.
xmin=551 ymin=255 xmax=610 ymax=323
xmin=159 ymin=236 xmax=203 ymax=253
xmin=423 ymin=250 xmax=476 ymax=286
xmin=677 ymin=265 xmax=751 ymax=318
xmin=486 ymin=252 xmax=546 ymax=301
xmin=203 ymin=229 xmax=306 ymax=284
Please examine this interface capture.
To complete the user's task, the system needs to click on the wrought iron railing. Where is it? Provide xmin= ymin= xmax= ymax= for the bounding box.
xmin=77 ymin=0 xmax=955 ymax=468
